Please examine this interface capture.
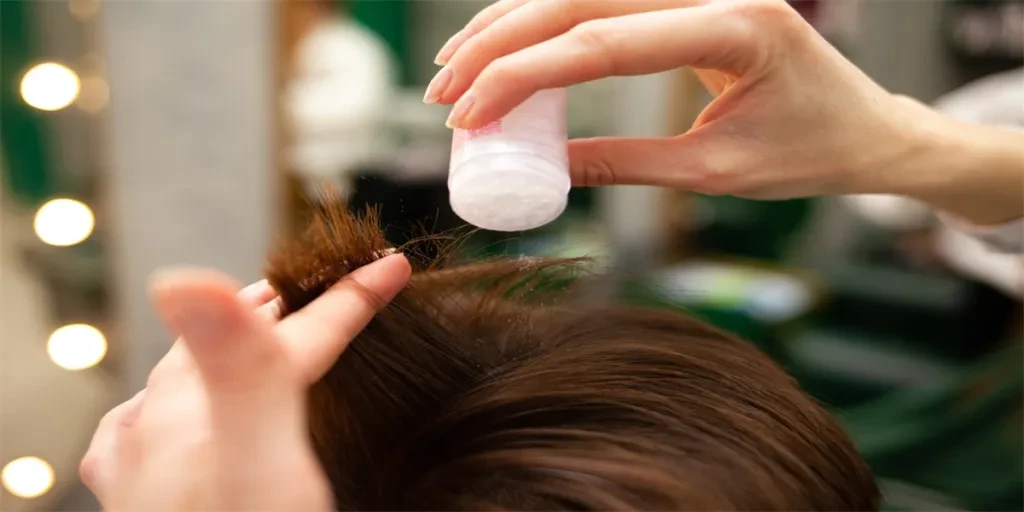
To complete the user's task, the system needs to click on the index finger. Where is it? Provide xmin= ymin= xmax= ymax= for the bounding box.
xmin=435 ymin=0 xmax=704 ymax=105
xmin=274 ymin=253 xmax=411 ymax=383
xmin=449 ymin=4 xmax=764 ymax=129
xmin=435 ymin=0 xmax=533 ymax=65
xmin=238 ymin=279 xmax=278 ymax=308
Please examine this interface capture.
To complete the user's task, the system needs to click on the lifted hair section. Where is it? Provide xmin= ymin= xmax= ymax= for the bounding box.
xmin=264 ymin=201 xmax=880 ymax=511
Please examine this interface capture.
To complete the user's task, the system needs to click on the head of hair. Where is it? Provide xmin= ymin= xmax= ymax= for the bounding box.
xmin=264 ymin=203 xmax=879 ymax=511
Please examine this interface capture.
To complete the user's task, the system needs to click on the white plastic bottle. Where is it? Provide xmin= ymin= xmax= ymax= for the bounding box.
xmin=448 ymin=89 xmax=569 ymax=232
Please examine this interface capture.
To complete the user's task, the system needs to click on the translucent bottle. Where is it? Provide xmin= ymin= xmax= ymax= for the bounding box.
xmin=448 ymin=89 xmax=569 ymax=232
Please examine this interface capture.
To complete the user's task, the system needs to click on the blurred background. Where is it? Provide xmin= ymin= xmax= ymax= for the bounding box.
xmin=0 ymin=0 xmax=1021 ymax=510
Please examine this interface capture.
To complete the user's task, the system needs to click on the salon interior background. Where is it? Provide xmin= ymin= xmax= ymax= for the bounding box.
xmin=1 ymin=0 xmax=1021 ymax=510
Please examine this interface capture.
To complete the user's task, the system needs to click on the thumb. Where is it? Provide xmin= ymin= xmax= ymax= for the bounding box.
xmin=276 ymin=253 xmax=412 ymax=384
xmin=149 ymin=269 xmax=289 ymax=396
xmin=568 ymin=135 xmax=731 ymax=192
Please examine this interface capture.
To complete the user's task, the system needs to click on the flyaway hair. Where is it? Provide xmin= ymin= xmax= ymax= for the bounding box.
xmin=264 ymin=201 xmax=880 ymax=511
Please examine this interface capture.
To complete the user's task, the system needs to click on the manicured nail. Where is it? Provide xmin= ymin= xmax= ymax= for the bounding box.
xmin=446 ymin=92 xmax=475 ymax=129
xmin=435 ymin=30 xmax=468 ymax=66
xmin=423 ymin=66 xmax=452 ymax=104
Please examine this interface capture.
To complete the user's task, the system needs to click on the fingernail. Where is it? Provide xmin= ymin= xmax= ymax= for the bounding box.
xmin=446 ymin=92 xmax=476 ymax=129
xmin=345 ymin=253 xmax=411 ymax=304
xmin=435 ymin=30 xmax=468 ymax=66
xmin=423 ymin=66 xmax=452 ymax=104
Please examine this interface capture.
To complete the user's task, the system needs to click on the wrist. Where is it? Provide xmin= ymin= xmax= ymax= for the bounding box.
xmin=855 ymin=97 xmax=1023 ymax=225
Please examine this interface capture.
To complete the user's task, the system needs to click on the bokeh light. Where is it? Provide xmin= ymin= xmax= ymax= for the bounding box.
xmin=68 ymin=0 xmax=101 ymax=21
xmin=33 ymin=199 xmax=95 ymax=247
xmin=76 ymin=75 xmax=110 ymax=113
xmin=47 ymin=324 xmax=107 ymax=371
xmin=20 ymin=63 xmax=81 ymax=112
xmin=1 ymin=457 xmax=54 ymax=499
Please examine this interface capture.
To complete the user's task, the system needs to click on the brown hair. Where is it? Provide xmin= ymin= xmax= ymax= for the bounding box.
xmin=265 ymin=204 xmax=879 ymax=511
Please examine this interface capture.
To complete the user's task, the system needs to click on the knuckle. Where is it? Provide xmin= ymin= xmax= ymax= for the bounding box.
xmin=566 ymin=20 xmax=618 ymax=76
xmin=479 ymin=56 xmax=509 ymax=83
xmin=144 ymin=364 xmax=165 ymax=390
xmin=96 ymin=404 xmax=122 ymax=431
xmin=734 ymin=0 xmax=797 ymax=22
xmin=292 ymin=276 xmax=385 ymax=346
xmin=568 ymin=21 xmax=611 ymax=56
xmin=686 ymin=156 xmax=736 ymax=196
xmin=479 ymin=56 xmax=525 ymax=90
xmin=333 ymin=275 xmax=387 ymax=313
xmin=535 ymin=0 xmax=588 ymax=35
xmin=576 ymin=155 xmax=618 ymax=187
xmin=731 ymin=0 xmax=807 ymax=41
xmin=146 ymin=346 xmax=188 ymax=388
xmin=79 ymin=456 xmax=97 ymax=488
xmin=551 ymin=0 xmax=583 ymax=19
xmin=145 ymin=360 xmax=182 ymax=391
xmin=450 ymin=26 xmax=498 ymax=68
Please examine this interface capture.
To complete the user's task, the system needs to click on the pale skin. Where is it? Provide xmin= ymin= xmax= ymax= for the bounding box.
xmin=80 ymin=254 xmax=411 ymax=511
xmin=84 ymin=0 xmax=1021 ymax=509
xmin=424 ymin=0 xmax=1023 ymax=226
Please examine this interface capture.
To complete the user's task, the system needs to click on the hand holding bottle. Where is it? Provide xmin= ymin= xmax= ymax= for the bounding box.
xmin=426 ymin=0 xmax=1023 ymax=225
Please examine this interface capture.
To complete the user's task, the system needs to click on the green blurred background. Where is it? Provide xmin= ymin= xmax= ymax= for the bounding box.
xmin=1 ymin=1 xmax=1020 ymax=510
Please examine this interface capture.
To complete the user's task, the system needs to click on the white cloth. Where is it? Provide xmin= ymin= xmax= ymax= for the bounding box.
xmin=939 ymin=214 xmax=1024 ymax=254
xmin=931 ymin=67 xmax=1024 ymax=295
xmin=285 ymin=18 xmax=396 ymax=181
xmin=932 ymin=68 xmax=1024 ymax=127
xmin=935 ymin=215 xmax=1023 ymax=297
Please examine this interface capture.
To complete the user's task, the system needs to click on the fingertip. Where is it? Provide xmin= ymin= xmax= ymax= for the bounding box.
xmin=448 ymin=87 xmax=521 ymax=130
xmin=377 ymin=252 xmax=413 ymax=293
xmin=147 ymin=268 xmax=249 ymax=345
xmin=277 ymin=253 xmax=413 ymax=383
xmin=390 ymin=253 xmax=413 ymax=280
xmin=344 ymin=253 xmax=412 ymax=304
xmin=148 ymin=267 xmax=242 ymax=302
xmin=386 ymin=251 xmax=413 ymax=271
xmin=237 ymin=279 xmax=277 ymax=307
xmin=435 ymin=30 xmax=469 ymax=66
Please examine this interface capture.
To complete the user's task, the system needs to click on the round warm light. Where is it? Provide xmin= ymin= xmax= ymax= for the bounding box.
xmin=1 ymin=457 xmax=54 ymax=499
xmin=33 ymin=199 xmax=95 ymax=247
xmin=47 ymin=324 xmax=107 ymax=371
xmin=20 ymin=63 xmax=81 ymax=112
